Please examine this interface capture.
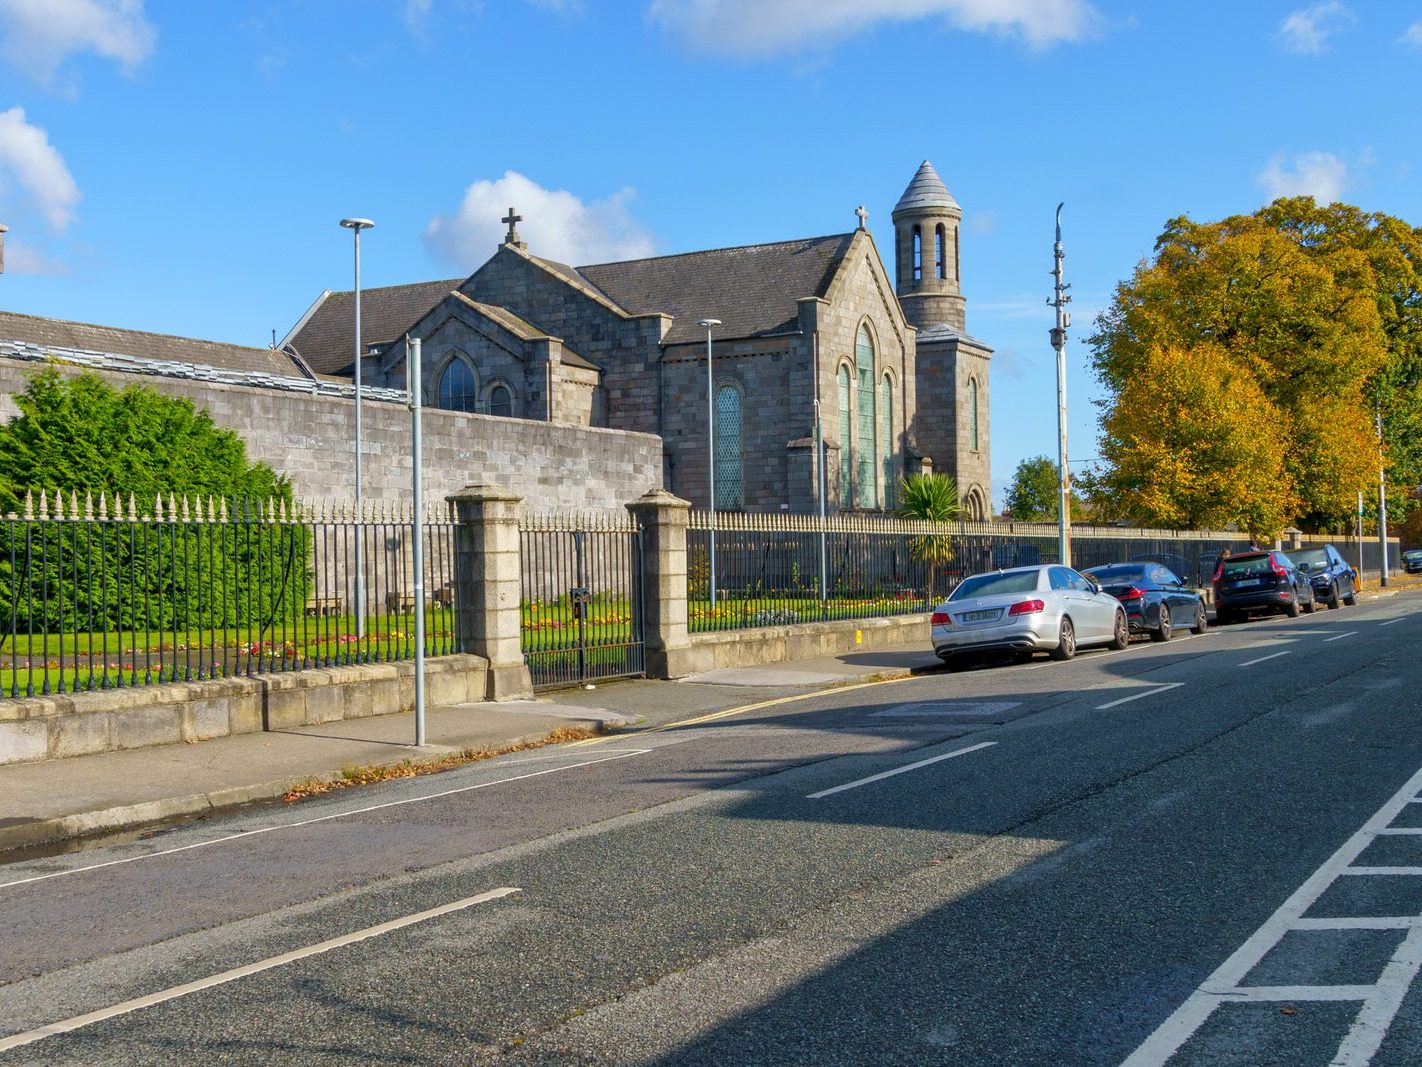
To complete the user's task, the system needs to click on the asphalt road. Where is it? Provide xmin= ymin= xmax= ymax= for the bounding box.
xmin=3 ymin=593 xmax=1422 ymax=1065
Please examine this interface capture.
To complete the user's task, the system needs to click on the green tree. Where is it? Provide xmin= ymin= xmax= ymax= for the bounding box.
xmin=1003 ymin=455 xmax=1091 ymax=522
xmin=1089 ymin=198 xmax=1415 ymax=531
xmin=896 ymin=472 xmax=961 ymax=601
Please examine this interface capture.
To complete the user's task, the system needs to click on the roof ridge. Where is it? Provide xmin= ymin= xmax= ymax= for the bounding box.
xmin=576 ymin=233 xmax=854 ymax=271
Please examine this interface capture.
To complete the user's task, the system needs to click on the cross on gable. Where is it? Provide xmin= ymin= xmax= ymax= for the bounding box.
xmin=502 ymin=207 xmax=524 ymax=246
xmin=855 ymin=205 xmax=869 ymax=230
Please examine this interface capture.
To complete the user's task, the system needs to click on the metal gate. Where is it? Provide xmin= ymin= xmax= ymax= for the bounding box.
xmin=519 ymin=512 xmax=645 ymax=689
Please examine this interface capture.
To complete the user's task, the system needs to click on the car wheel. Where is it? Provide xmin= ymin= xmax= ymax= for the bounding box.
xmin=1050 ymin=616 xmax=1076 ymax=661
xmin=1328 ymin=581 xmax=1340 ymax=609
xmin=1303 ymin=591 xmax=1318 ymax=614
xmin=1110 ymin=610 xmax=1129 ymax=650
xmin=1151 ymin=604 xmax=1172 ymax=642
xmin=1343 ymin=586 xmax=1357 ymax=606
xmin=1191 ymin=599 xmax=1208 ymax=634
xmin=1285 ymin=597 xmax=1300 ymax=618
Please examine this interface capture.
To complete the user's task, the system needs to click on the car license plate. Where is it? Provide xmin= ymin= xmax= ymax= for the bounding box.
xmin=1232 ymin=578 xmax=1263 ymax=588
xmin=963 ymin=609 xmax=998 ymax=622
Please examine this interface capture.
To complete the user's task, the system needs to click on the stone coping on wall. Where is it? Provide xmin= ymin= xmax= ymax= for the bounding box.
xmin=0 ymin=654 xmax=489 ymax=766
xmin=682 ymin=614 xmax=929 ymax=674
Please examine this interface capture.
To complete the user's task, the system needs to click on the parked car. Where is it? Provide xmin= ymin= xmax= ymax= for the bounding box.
xmin=1213 ymin=550 xmax=1317 ymax=623
xmin=1128 ymin=552 xmax=1208 ymax=590
xmin=1082 ymin=562 xmax=1208 ymax=641
xmin=1403 ymin=548 xmax=1422 ymax=574
xmin=1283 ymin=544 xmax=1358 ymax=609
xmin=930 ymin=564 xmax=1128 ymax=668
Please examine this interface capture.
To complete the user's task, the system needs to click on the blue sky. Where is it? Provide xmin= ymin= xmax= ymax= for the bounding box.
xmin=1 ymin=1 xmax=1420 ymax=509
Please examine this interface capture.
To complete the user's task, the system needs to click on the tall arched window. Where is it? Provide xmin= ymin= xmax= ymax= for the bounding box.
xmin=855 ymin=325 xmax=877 ymax=509
xmin=954 ymin=226 xmax=961 ymax=281
xmin=934 ymin=225 xmax=946 ymax=280
xmin=837 ymin=366 xmax=852 ymax=505
xmin=713 ymin=384 xmax=742 ymax=510
xmin=881 ymin=375 xmax=894 ymax=510
xmin=911 ymin=226 xmax=922 ymax=282
xmin=487 ymin=383 xmax=513 ymax=417
xmin=438 ymin=358 xmax=477 ymax=412
xmin=968 ymin=377 xmax=980 ymax=452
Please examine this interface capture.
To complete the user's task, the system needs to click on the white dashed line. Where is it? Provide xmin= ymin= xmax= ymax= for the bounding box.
xmin=807 ymin=742 xmax=996 ymax=799
xmin=1323 ymin=632 xmax=1357 ymax=642
xmin=1239 ymin=650 xmax=1292 ymax=667
xmin=1380 ymin=617 xmax=1407 ymax=627
xmin=1095 ymin=683 xmax=1184 ymax=710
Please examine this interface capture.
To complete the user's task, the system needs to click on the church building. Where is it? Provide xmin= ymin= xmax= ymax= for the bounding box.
xmin=283 ymin=161 xmax=993 ymax=518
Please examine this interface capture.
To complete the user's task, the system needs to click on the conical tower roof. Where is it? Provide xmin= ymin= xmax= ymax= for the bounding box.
xmin=892 ymin=160 xmax=960 ymax=215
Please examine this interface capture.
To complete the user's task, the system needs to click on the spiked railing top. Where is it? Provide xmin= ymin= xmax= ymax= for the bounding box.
xmin=8 ymin=490 xmax=458 ymax=524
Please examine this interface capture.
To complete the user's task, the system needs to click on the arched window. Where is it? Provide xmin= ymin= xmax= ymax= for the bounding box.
xmin=487 ymin=383 xmax=513 ymax=417
xmin=855 ymin=325 xmax=877 ymax=509
xmin=934 ymin=225 xmax=946 ymax=280
xmin=881 ymin=375 xmax=894 ymax=510
xmin=438 ymin=357 xmax=477 ymax=412
xmin=837 ymin=366 xmax=852 ymax=505
xmin=713 ymin=384 xmax=743 ymax=510
xmin=954 ymin=226 xmax=961 ymax=281
xmin=968 ymin=377 xmax=980 ymax=452
xmin=911 ymin=226 xmax=922 ymax=283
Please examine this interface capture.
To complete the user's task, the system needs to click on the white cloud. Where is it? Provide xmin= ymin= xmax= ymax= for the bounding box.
xmin=0 ymin=0 xmax=155 ymax=90
xmin=0 ymin=236 xmax=69 ymax=275
xmin=425 ymin=171 xmax=656 ymax=269
xmin=1277 ymin=2 xmax=1352 ymax=55
xmin=646 ymin=0 xmax=1103 ymax=58
xmin=1257 ymin=151 xmax=1349 ymax=202
xmin=1400 ymin=20 xmax=1422 ymax=50
xmin=0 ymin=107 xmax=80 ymax=231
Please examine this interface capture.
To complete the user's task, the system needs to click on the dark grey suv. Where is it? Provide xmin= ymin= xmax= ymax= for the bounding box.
xmin=1284 ymin=544 xmax=1358 ymax=609
xmin=1213 ymin=550 xmax=1317 ymax=623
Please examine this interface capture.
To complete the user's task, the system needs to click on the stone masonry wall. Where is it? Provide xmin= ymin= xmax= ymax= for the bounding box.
xmin=0 ymin=359 xmax=663 ymax=511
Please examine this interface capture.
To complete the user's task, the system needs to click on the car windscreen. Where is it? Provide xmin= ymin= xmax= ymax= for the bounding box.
xmin=1084 ymin=564 xmax=1147 ymax=581
xmin=950 ymin=571 xmax=1040 ymax=600
xmin=1221 ymin=554 xmax=1273 ymax=577
xmin=1286 ymin=549 xmax=1328 ymax=568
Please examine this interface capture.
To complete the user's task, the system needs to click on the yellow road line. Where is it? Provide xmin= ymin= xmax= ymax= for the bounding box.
xmin=564 ymin=671 xmax=920 ymax=747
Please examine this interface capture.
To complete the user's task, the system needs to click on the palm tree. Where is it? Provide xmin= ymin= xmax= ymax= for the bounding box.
xmin=896 ymin=472 xmax=962 ymax=602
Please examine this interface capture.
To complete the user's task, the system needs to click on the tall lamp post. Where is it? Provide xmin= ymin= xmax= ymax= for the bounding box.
xmin=697 ymin=318 xmax=721 ymax=608
xmin=340 ymin=217 xmax=375 ymax=642
xmin=0 ymin=224 xmax=8 ymax=275
xmin=1049 ymin=204 xmax=1073 ymax=567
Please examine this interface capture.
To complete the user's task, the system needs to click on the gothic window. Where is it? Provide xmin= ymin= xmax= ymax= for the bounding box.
xmin=487 ymin=383 xmax=513 ymax=418
xmin=935 ymin=225 xmax=946 ymax=280
xmin=855 ymin=325 xmax=877 ymax=509
xmin=954 ymin=226 xmax=961 ymax=281
xmin=881 ymin=375 xmax=894 ymax=510
xmin=968 ymin=377 xmax=980 ymax=452
xmin=437 ymin=357 xmax=477 ymax=413
xmin=911 ymin=226 xmax=922 ymax=283
xmin=837 ymin=365 xmax=852 ymax=505
xmin=713 ymin=384 xmax=743 ymax=510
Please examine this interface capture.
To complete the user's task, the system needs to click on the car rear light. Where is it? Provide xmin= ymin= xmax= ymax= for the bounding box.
xmin=1120 ymin=587 xmax=1145 ymax=600
xmin=1008 ymin=599 xmax=1045 ymax=616
xmin=931 ymin=611 xmax=950 ymax=626
xmin=1271 ymin=556 xmax=1288 ymax=578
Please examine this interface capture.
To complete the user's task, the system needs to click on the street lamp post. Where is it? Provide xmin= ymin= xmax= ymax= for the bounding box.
xmin=0 ymin=224 xmax=8 ymax=275
xmin=1049 ymin=204 xmax=1073 ymax=568
xmin=697 ymin=318 xmax=721 ymax=608
xmin=340 ymin=217 xmax=375 ymax=643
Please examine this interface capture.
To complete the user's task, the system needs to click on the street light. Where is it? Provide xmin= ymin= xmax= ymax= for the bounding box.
xmin=340 ymin=217 xmax=375 ymax=643
xmin=0 ymin=224 xmax=8 ymax=275
xmin=697 ymin=318 xmax=721 ymax=608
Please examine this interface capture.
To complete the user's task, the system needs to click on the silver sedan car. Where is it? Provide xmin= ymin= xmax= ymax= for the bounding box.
xmin=931 ymin=564 xmax=1129 ymax=667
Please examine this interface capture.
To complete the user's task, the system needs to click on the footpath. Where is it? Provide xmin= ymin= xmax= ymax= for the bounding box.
xmin=0 ymin=644 xmax=939 ymax=857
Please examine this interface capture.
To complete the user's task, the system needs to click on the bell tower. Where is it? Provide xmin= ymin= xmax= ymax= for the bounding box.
xmin=891 ymin=160 xmax=965 ymax=332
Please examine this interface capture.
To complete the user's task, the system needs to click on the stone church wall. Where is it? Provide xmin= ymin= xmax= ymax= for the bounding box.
xmin=0 ymin=359 xmax=663 ymax=512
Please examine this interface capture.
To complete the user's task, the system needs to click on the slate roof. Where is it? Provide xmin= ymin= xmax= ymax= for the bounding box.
xmin=447 ymin=293 xmax=598 ymax=370
xmin=285 ymin=278 xmax=464 ymax=375
xmin=0 ymin=309 xmax=307 ymax=378
xmin=572 ymin=233 xmax=857 ymax=345
xmin=893 ymin=160 xmax=960 ymax=215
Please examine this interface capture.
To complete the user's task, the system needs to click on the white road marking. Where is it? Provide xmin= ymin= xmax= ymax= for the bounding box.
xmin=1381 ymin=617 xmax=1407 ymax=627
xmin=807 ymin=742 xmax=996 ymax=800
xmin=1095 ymin=683 xmax=1184 ymax=710
xmin=0 ymin=886 xmax=520 ymax=1052
xmin=1121 ymin=761 xmax=1422 ymax=1067
xmin=1324 ymin=632 xmax=1358 ymax=642
xmin=0 ymin=750 xmax=648 ymax=891
xmin=1342 ymin=866 xmax=1422 ymax=877
xmin=1239 ymin=650 xmax=1292 ymax=666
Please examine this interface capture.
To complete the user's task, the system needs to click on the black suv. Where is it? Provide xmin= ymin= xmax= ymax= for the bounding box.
xmin=1213 ymin=550 xmax=1316 ymax=623
xmin=1284 ymin=545 xmax=1358 ymax=609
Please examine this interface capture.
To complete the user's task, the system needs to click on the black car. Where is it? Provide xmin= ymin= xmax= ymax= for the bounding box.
xmin=1213 ymin=550 xmax=1316 ymax=622
xmin=1083 ymin=562 xmax=1208 ymax=641
xmin=1284 ymin=544 xmax=1358 ymax=609
xmin=1404 ymin=549 xmax=1422 ymax=574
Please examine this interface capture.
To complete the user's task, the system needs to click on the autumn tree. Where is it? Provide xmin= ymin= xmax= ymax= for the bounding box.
xmin=1004 ymin=455 xmax=1089 ymax=522
xmin=1090 ymin=197 xmax=1422 ymax=532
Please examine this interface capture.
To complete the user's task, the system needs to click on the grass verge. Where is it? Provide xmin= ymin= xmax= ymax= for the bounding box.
xmin=280 ymin=723 xmax=601 ymax=802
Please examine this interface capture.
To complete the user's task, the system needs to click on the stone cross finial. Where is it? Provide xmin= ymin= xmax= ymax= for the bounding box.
xmin=855 ymin=205 xmax=869 ymax=230
xmin=502 ymin=207 xmax=525 ymax=248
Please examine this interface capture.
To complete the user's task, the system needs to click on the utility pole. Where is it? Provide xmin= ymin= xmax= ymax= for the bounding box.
xmin=1049 ymin=204 xmax=1073 ymax=567
xmin=1378 ymin=400 xmax=1389 ymax=587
